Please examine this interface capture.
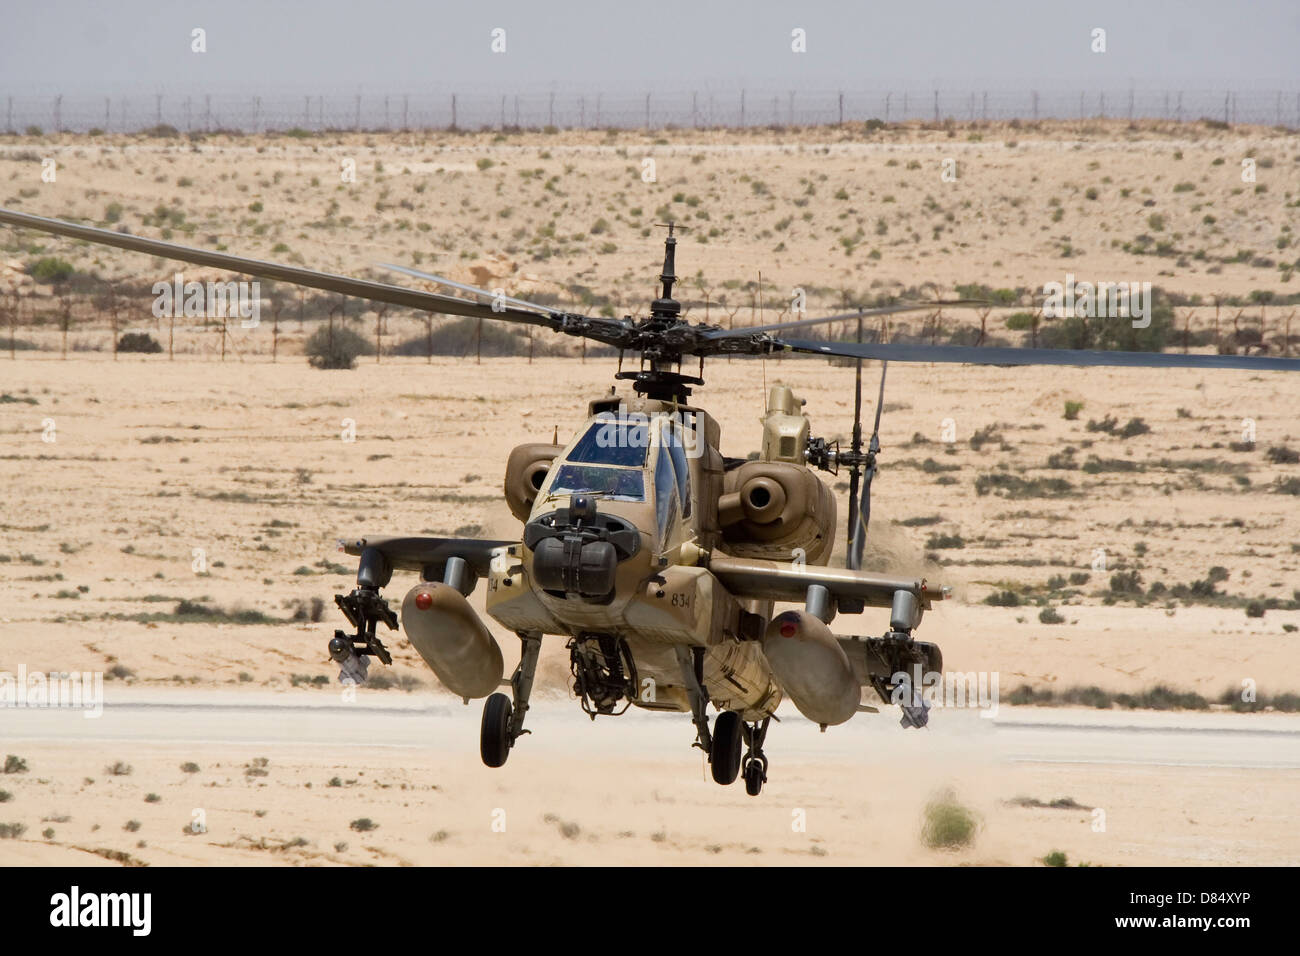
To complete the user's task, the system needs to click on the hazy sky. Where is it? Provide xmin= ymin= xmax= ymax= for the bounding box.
xmin=1 ymin=0 xmax=1296 ymax=95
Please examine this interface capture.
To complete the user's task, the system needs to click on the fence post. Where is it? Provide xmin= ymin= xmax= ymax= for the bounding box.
xmin=644 ymin=92 xmax=650 ymax=130
xmin=354 ymin=93 xmax=361 ymax=131
xmin=740 ymin=89 xmax=745 ymax=127
xmin=933 ymin=89 xmax=938 ymax=122
xmin=54 ymin=94 xmax=62 ymax=133
xmin=838 ymin=90 xmax=843 ymax=126
xmin=451 ymin=93 xmax=457 ymax=130
xmin=1032 ymin=90 xmax=1038 ymax=120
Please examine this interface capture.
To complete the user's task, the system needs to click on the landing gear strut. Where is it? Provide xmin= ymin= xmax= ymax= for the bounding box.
xmin=741 ymin=718 xmax=770 ymax=796
xmin=481 ymin=632 xmax=541 ymax=768
xmin=674 ymin=646 xmax=713 ymax=757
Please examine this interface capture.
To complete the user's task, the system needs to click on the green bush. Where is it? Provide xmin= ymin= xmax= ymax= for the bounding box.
xmin=921 ymin=789 xmax=978 ymax=850
xmin=117 ymin=332 xmax=162 ymax=354
xmin=983 ymin=590 xmax=1021 ymax=607
xmin=305 ymin=324 xmax=373 ymax=370
xmin=28 ymin=257 xmax=74 ymax=284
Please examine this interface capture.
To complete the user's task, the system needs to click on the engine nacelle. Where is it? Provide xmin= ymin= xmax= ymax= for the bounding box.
xmin=716 ymin=460 xmax=836 ymax=565
xmin=504 ymin=442 xmax=563 ymax=522
xmin=401 ymin=583 xmax=504 ymax=699
xmin=761 ymin=609 xmax=859 ymax=726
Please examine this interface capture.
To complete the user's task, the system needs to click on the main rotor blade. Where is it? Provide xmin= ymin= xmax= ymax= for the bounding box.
xmin=377 ymin=262 xmax=569 ymax=316
xmin=778 ymin=338 xmax=1300 ymax=372
xmin=848 ymin=361 xmax=887 ymax=572
xmin=704 ymin=301 xmax=985 ymax=339
xmin=0 ymin=207 xmax=580 ymax=331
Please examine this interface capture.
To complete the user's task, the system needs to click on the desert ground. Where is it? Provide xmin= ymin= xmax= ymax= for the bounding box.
xmin=0 ymin=120 xmax=1298 ymax=866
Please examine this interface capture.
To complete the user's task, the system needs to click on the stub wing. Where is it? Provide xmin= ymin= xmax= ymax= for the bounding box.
xmin=706 ymin=554 xmax=947 ymax=611
xmin=338 ymin=535 xmax=515 ymax=577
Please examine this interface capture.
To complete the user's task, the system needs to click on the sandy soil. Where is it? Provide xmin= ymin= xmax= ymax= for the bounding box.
xmin=2 ymin=695 xmax=1297 ymax=867
xmin=1 ymin=357 xmax=1296 ymax=699
xmin=2 ymin=120 xmax=1297 ymax=349
xmin=0 ymin=122 xmax=1297 ymax=867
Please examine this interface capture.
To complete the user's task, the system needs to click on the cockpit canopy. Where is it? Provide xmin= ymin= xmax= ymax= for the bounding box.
xmin=539 ymin=414 xmax=694 ymax=537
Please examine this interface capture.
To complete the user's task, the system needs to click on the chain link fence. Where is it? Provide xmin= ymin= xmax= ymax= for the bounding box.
xmin=4 ymin=89 xmax=1299 ymax=134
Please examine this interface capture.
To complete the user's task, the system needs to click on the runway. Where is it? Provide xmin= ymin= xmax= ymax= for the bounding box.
xmin=6 ymin=688 xmax=1299 ymax=770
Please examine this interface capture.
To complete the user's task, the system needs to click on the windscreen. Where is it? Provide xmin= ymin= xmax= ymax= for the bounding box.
xmin=566 ymin=419 xmax=650 ymax=468
xmin=548 ymin=463 xmax=645 ymax=502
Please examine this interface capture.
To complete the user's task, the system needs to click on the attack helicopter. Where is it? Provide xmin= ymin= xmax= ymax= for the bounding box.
xmin=2 ymin=207 xmax=1297 ymax=796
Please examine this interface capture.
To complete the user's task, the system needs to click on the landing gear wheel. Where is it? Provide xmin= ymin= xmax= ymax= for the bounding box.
xmin=480 ymin=693 xmax=513 ymax=768
xmin=711 ymin=711 xmax=743 ymax=785
xmin=741 ymin=717 xmax=770 ymax=796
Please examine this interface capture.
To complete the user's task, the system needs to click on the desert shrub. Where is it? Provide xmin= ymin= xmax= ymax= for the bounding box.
xmin=1109 ymin=570 xmax=1143 ymax=594
xmin=983 ymin=590 xmax=1021 ymax=607
xmin=305 ymin=324 xmax=373 ymax=370
xmin=393 ymin=317 xmax=566 ymax=358
xmin=1118 ymin=417 xmax=1151 ymax=439
xmin=28 ymin=257 xmax=75 ymax=284
xmin=117 ymin=332 xmax=162 ymax=353
xmin=921 ymin=789 xmax=978 ymax=850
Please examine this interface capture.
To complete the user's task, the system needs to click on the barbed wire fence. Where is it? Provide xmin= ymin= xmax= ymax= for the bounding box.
xmin=4 ymin=88 xmax=1299 ymax=134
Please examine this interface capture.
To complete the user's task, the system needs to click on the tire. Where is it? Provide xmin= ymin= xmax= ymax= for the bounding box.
xmin=744 ymin=760 xmax=764 ymax=796
xmin=710 ymin=711 xmax=743 ymax=785
xmin=480 ymin=693 xmax=513 ymax=768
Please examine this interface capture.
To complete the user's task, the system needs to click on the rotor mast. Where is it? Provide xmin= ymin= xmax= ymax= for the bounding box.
xmin=620 ymin=221 xmax=702 ymax=403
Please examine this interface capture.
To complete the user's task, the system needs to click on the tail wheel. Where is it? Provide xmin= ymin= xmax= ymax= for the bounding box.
xmin=480 ymin=693 xmax=513 ymax=768
xmin=710 ymin=711 xmax=743 ymax=785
